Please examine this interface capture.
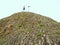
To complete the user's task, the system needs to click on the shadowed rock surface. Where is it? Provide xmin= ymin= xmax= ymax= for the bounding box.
xmin=0 ymin=12 xmax=60 ymax=45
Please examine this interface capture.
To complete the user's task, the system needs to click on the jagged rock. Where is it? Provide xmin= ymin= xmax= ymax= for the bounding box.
xmin=0 ymin=12 xmax=60 ymax=45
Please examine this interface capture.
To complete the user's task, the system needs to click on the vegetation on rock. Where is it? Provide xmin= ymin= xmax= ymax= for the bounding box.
xmin=0 ymin=12 xmax=60 ymax=45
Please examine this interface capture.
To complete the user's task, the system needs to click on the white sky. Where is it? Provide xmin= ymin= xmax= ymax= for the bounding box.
xmin=0 ymin=0 xmax=60 ymax=22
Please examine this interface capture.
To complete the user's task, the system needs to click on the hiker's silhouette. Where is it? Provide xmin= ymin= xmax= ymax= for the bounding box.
xmin=23 ymin=6 xmax=25 ymax=10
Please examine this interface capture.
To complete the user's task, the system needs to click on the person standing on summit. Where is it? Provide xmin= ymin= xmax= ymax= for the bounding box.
xmin=23 ymin=6 xmax=25 ymax=11
xmin=23 ymin=6 xmax=30 ymax=11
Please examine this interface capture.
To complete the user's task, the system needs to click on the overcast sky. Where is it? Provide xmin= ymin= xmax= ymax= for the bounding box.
xmin=0 ymin=0 xmax=60 ymax=22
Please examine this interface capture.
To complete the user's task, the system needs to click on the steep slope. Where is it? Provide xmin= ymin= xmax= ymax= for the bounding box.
xmin=0 ymin=12 xmax=60 ymax=45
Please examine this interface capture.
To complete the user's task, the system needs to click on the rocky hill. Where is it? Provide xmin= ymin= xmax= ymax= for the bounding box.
xmin=0 ymin=12 xmax=60 ymax=45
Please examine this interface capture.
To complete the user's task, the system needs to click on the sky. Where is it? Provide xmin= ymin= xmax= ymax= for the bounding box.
xmin=0 ymin=0 xmax=60 ymax=22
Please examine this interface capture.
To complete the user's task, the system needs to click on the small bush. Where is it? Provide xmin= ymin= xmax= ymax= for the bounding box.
xmin=36 ymin=32 xmax=42 ymax=37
